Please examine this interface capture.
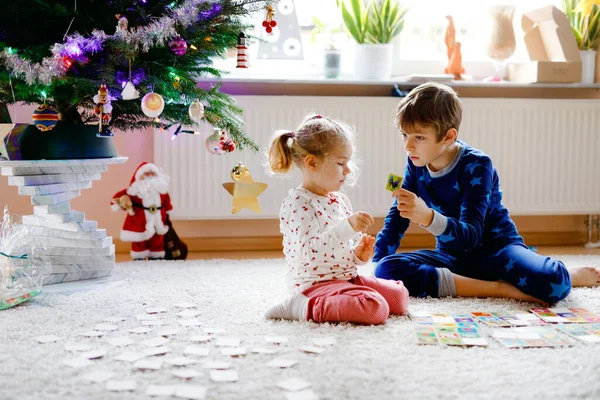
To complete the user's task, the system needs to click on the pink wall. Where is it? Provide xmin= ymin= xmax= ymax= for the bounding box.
xmin=1 ymin=104 xmax=154 ymax=240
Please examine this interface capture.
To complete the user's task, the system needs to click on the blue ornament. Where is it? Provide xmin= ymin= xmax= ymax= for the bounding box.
xmin=32 ymin=104 xmax=59 ymax=131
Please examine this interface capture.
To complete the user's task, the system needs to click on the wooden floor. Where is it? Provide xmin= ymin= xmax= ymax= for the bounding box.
xmin=115 ymin=246 xmax=600 ymax=262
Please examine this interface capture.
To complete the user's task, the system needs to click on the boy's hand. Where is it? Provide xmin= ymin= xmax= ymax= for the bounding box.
xmin=392 ymin=188 xmax=434 ymax=227
xmin=348 ymin=211 xmax=374 ymax=233
xmin=354 ymin=234 xmax=375 ymax=262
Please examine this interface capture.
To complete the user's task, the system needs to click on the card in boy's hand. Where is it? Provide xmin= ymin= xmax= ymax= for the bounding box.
xmin=386 ymin=173 xmax=403 ymax=192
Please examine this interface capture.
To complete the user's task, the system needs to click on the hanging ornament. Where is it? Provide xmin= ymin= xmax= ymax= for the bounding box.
xmin=121 ymin=81 xmax=140 ymax=100
xmin=93 ymin=83 xmax=113 ymax=136
xmin=188 ymin=100 xmax=205 ymax=123
xmin=218 ymin=132 xmax=237 ymax=153
xmin=236 ymin=32 xmax=249 ymax=68
xmin=205 ymin=128 xmax=225 ymax=155
xmin=222 ymin=162 xmax=268 ymax=214
xmin=31 ymin=103 xmax=58 ymax=131
xmin=262 ymin=5 xmax=277 ymax=34
xmin=169 ymin=36 xmax=188 ymax=56
xmin=141 ymin=93 xmax=165 ymax=118
xmin=115 ymin=14 xmax=128 ymax=33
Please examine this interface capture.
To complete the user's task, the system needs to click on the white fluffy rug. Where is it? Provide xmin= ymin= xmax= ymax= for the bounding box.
xmin=2 ymin=255 xmax=600 ymax=400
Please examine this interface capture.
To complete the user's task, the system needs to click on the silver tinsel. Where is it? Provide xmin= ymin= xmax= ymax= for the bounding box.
xmin=1 ymin=0 xmax=214 ymax=85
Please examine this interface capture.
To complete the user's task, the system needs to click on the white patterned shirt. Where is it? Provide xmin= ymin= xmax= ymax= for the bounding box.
xmin=280 ymin=187 xmax=366 ymax=293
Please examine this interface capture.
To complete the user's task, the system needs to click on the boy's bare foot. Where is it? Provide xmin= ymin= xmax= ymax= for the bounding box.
xmin=496 ymin=281 xmax=549 ymax=307
xmin=568 ymin=266 xmax=600 ymax=287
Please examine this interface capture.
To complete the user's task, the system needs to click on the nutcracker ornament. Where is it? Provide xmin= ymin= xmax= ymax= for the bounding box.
xmin=93 ymin=83 xmax=113 ymax=136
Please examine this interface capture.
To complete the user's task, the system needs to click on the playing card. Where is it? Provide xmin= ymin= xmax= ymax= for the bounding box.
xmin=203 ymin=327 xmax=226 ymax=334
xmin=285 ymin=390 xmax=320 ymax=400
xmin=179 ymin=319 xmax=202 ymax=327
xmin=277 ymin=378 xmax=312 ymax=392
xmin=78 ymin=331 xmax=105 ymax=338
xmin=142 ymin=320 xmax=165 ymax=326
xmin=142 ymin=337 xmax=170 ymax=347
xmin=177 ymin=309 xmax=201 ymax=318
xmin=221 ymin=347 xmax=247 ymax=357
xmin=174 ymin=385 xmax=207 ymax=400
xmin=147 ymin=385 xmax=178 ymax=397
xmin=298 ymin=346 xmax=325 ymax=354
xmin=386 ymin=173 xmax=403 ymax=192
xmin=36 ymin=335 xmax=61 ymax=344
xmin=171 ymin=369 xmax=204 ymax=379
xmin=137 ymin=314 xmax=159 ymax=321
xmin=64 ymin=343 xmax=91 ymax=352
xmin=62 ymin=358 xmax=94 ymax=368
xmin=189 ymin=335 xmax=212 ymax=343
xmin=143 ymin=346 xmax=170 ymax=356
xmin=157 ymin=328 xmax=180 ymax=337
xmin=113 ymin=351 xmax=146 ymax=362
xmin=184 ymin=345 xmax=210 ymax=357
xmin=175 ymin=302 xmax=196 ymax=309
xmin=165 ymin=357 xmax=199 ymax=367
xmin=103 ymin=316 xmax=126 ymax=323
xmin=145 ymin=307 xmax=167 ymax=314
xmin=210 ymin=370 xmax=239 ymax=382
xmin=134 ymin=359 xmax=163 ymax=370
xmin=215 ymin=337 xmax=240 ymax=347
xmin=80 ymin=371 xmax=115 ymax=383
xmin=80 ymin=349 xmax=106 ymax=360
xmin=312 ymin=337 xmax=336 ymax=346
xmin=250 ymin=348 xmax=278 ymax=354
xmin=202 ymin=361 xmax=231 ymax=370
xmin=93 ymin=324 xmax=118 ymax=332
xmin=128 ymin=327 xmax=153 ymax=334
xmin=267 ymin=359 xmax=298 ymax=368
xmin=106 ymin=380 xmax=137 ymax=392
xmin=106 ymin=337 xmax=134 ymax=347
xmin=265 ymin=336 xmax=288 ymax=344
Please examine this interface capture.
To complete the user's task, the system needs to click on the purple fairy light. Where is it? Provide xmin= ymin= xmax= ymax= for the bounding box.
xmin=115 ymin=68 xmax=146 ymax=88
xmin=200 ymin=3 xmax=222 ymax=20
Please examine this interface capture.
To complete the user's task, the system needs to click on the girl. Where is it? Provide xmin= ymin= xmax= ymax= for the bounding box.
xmin=264 ymin=113 xmax=409 ymax=325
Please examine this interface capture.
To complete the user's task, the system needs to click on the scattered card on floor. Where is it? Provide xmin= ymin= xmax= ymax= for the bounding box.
xmin=312 ymin=337 xmax=336 ymax=346
xmin=106 ymin=337 xmax=134 ymax=347
xmin=62 ymin=358 xmax=94 ymax=368
xmin=177 ymin=310 xmax=201 ymax=318
xmin=80 ymin=371 xmax=115 ymax=383
xmin=80 ymin=349 xmax=106 ymax=360
xmin=174 ymin=385 xmax=207 ymax=400
xmin=143 ymin=346 xmax=171 ymax=356
xmin=166 ymin=357 xmax=199 ymax=367
xmin=221 ymin=347 xmax=247 ymax=357
xmin=142 ymin=337 xmax=170 ymax=347
xmin=78 ymin=331 xmax=105 ymax=338
xmin=184 ymin=346 xmax=210 ymax=357
xmin=103 ymin=316 xmax=126 ymax=323
xmin=142 ymin=320 xmax=165 ymax=326
xmin=190 ymin=335 xmax=212 ymax=343
xmin=94 ymin=324 xmax=118 ymax=332
xmin=251 ymin=348 xmax=278 ymax=354
xmin=147 ymin=385 xmax=178 ymax=397
xmin=386 ymin=173 xmax=403 ymax=192
xmin=106 ymin=380 xmax=137 ymax=392
xmin=36 ymin=335 xmax=61 ymax=344
xmin=265 ymin=336 xmax=288 ymax=344
xmin=128 ymin=327 xmax=154 ymax=334
xmin=145 ymin=306 xmax=167 ymax=314
xmin=298 ymin=346 xmax=325 ymax=354
xmin=179 ymin=319 xmax=202 ymax=327
xmin=210 ymin=370 xmax=239 ymax=382
xmin=171 ymin=369 xmax=204 ymax=379
xmin=137 ymin=314 xmax=159 ymax=321
xmin=277 ymin=378 xmax=312 ymax=392
xmin=203 ymin=327 xmax=226 ymax=335
xmin=202 ymin=361 xmax=231 ymax=370
xmin=157 ymin=328 xmax=180 ymax=337
xmin=175 ymin=302 xmax=196 ymax=309
xmin=64 ymin=343 xmax=91 ymax=352
xmin=113 ymin=351 xmax=146 ymax=362
xmin=285 ymin=389 xmax=320 ymax=400
xmin=216 ymin=337 xmax=241 ymax=347
xmin=267 ymin=359 xmax=298 ymax=368
xmin=134 ymin=359 xmax=163 ymax=370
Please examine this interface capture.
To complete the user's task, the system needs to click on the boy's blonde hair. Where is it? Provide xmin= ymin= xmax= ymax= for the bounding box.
xmin=395 ymin=82 xmax=463 ymax=142
xmin=267 ymin=113 xmax=358 ymax=181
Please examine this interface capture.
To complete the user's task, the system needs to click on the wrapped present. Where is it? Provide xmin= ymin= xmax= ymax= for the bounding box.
xmin=1 ymin=207 xmax=50 ymax=310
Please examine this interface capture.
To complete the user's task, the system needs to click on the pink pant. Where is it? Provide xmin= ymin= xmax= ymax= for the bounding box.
xmin=302 ymin=275 xmax=409 ymax=325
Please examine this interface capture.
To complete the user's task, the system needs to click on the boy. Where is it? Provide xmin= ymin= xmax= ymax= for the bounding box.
xmin=373 ymin=82 xmax=600 ymax=304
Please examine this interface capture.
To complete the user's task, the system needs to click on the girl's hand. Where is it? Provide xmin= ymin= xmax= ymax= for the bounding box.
xmin=348 ymin=211 xmax=375 ymax=233
xmin=392 ymin=188 xmax=434 ymax=227
xmin=354 ymin=234 xmax=375 ymax=262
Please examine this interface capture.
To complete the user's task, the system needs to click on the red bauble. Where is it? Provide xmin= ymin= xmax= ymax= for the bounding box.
xmin=262 ymin=20 xmax=268 ymax=27
xmin=266 ymin=26 xmax=272 ymax=33
xmin=270 ymin=20 xmax=277 ymax=27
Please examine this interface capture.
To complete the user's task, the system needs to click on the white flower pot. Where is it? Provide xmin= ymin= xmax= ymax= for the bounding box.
xmin=354 ymin=43 xmax=393 ymax=80
xmin=580 ymin=50 xmax=596 ymax=84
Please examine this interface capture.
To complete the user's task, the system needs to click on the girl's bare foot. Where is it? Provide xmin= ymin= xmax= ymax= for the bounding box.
xmin=497 ymin=281 xmax=549 ymax=307
xmin=568 ymin=266 xmax=600 ymax=287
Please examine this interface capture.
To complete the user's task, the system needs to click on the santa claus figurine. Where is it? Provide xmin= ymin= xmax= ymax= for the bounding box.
xmin=111 ymin=162 xmax=172 ymax=260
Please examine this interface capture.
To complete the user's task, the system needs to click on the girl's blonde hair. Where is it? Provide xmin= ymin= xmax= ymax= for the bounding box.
xmin=267 ymin=114 xmax=358 ymax=182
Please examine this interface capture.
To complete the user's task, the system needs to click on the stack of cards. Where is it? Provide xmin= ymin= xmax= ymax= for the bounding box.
xmin=529 ymin=308 xmax=600 ymax=323
xmin=492 ymin=326 xmax=577 ymax=348
xmin=415 ymin=325 xmax=488 ymax=347
xmin=555 ymin=323 xmax=600 ymax=343
xmin=472 ymin=311 xmax=546 ymax=327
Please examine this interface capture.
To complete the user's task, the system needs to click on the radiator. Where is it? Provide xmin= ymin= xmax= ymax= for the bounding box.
xmin=154 ymin=96 xmax=600 ymax=219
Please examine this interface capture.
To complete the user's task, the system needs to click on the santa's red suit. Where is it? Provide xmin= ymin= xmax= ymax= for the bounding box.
xmin=111 ymin=162 xmax=173 ymax=259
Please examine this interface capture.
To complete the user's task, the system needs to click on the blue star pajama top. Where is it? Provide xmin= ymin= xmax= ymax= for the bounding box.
xmin=373 ymin=141 xmax=571 ymax=303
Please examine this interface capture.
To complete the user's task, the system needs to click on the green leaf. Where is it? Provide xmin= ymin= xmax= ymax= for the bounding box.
xmin=342 ymin=1 xmax=364 ymax=43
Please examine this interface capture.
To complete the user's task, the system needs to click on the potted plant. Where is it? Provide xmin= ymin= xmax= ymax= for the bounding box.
xmin=563 ymin=0 xmax=600 ymax=83
xmin=310 ymin=16 xmax=346 ymax=78
xmin=341 ymin=0 xmax=409 ymax=80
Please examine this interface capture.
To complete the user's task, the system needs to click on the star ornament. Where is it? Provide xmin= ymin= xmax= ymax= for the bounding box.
xmin=222 ymin=162 xmax=268 ymax=214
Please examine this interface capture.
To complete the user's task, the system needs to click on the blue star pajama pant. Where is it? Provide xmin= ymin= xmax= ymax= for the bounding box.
xmin=374 ymin=243 xmax=571 ymax=303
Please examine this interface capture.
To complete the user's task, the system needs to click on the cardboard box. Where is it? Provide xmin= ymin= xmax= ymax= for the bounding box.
xmin=508 ymin=5 xmax=582 ymax=83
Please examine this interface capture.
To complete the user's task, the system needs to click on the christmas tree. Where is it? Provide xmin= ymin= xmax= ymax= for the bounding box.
xmin=0 ymin=0 xmax=269 ymax=150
